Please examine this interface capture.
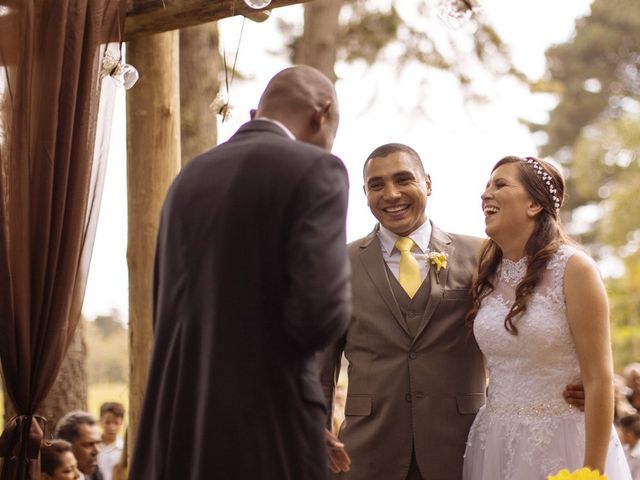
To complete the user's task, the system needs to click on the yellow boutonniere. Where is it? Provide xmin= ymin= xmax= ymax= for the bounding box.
xmin=426 ymin=250 xmax=448 ymax=284
xmin=547 ymin=468 xmax=607 ymax=480
xmin=426 ymin=250 xmax=448 ymax=272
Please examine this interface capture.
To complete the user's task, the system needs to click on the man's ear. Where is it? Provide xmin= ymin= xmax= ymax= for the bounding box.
xmin=527 ymin=200 xmax=544 ymax=217
xmin=249 ymin=108 xmax=257 ymax=120
xmin=424 ymin=174 xmax=433 ymax=196
xmin=311 ymin=101 xmax=332 ymax=130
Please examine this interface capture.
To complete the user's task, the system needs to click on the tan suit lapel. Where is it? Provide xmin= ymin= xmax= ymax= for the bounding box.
xmin=413 ymin=223 xmax=454 ymax=341
xmin=357 ymin=228 xmax=411 ymax=337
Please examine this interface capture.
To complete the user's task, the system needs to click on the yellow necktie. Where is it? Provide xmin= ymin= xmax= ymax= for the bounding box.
xmin=395 ymin=237 xmax=421 ymax=298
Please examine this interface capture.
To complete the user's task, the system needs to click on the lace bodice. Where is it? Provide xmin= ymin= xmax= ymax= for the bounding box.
xmin=474 ymin=245 xmax=581 ymax=413
xmin=466 ymin=245 xmax=631 ymax=479
xmin=470 ymin=245 xmax=583 ymax=475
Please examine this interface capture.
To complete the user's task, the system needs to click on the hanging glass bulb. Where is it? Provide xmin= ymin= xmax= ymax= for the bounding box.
xmin=437 ymin=0 xmax=474 ymax=29
xmin=243 ymin=0 xmax=271 ymax=9
xmin=100 ymin=50 xmax=139 ymax=90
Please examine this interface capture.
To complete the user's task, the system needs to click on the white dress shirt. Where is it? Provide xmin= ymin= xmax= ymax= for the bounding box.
xmin=377 ymin=220 xmax=433 ymax=283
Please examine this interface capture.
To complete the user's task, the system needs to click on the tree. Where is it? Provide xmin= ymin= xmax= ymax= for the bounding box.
xmin=282 ymin=0 xmax=520 ymax=95
xmin=529 ymin=0 xmax=640 ymax=367
xmin=180 ymin=22 xmax=222 ymax=165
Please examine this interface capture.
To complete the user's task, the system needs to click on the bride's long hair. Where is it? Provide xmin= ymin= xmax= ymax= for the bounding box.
xmin=467 ymin=156 xmax=571 ymax=335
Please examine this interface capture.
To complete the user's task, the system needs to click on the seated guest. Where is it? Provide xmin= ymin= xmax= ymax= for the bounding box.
xmin=55 ymin=411 xmax=103 ymax=480
xmin=41 ymin=439 xmax=80 ymax=480
xmin=621 ymin=414 xmax=640 ymax=479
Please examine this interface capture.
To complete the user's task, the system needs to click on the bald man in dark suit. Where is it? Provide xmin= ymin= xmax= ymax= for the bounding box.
xmin=130 ymin=66 xmax=351 ymax=480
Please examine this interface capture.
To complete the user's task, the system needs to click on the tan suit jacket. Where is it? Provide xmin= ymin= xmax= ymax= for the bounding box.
xmin=319 ymin=223 xmax=486 ymax=480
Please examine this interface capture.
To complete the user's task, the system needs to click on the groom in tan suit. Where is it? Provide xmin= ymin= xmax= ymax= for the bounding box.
xmin=319 ymin=143 xmax=486 ymax=480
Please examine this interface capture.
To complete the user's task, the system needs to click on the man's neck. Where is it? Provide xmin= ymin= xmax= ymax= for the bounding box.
xmin=253 ymin=117 xmax=296 ymax=140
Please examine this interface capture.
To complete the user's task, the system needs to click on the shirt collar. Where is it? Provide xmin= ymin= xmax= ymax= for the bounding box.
xmin=253 ymin=117 xmax=296 ymax=140
xmin=378 ymin=219 xmax=432 ymax=255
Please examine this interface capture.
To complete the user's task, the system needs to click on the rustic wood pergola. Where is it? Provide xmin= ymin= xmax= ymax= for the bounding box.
xmin=123 ymin=0 xmax=308 ymax=455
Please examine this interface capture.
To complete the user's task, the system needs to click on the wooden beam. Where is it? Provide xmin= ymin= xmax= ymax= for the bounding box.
xmin=125 ymin=0 xmax=309 ymax=40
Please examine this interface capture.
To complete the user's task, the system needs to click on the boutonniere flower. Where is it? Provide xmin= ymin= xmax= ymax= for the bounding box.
xmin=426 ymin=250 xmax=448 ymax=284
xmin=547 ymin=468 xmax=607 ymax=480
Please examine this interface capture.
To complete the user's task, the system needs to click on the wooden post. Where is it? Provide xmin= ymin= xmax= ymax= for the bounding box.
xmin=179 ymin=22 xmax=221 ymax=164
xmin=126 ymin=31 xmax=181 ymax=459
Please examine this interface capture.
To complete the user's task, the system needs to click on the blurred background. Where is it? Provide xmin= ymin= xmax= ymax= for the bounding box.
xmin=4 ymin=0 xmax=638 ymax=442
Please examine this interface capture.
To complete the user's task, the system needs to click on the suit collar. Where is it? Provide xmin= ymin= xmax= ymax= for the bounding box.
xmin=413 ymin=223 xmax=455 ymax=340
xmin=357 ymin=221 xmax=455 ymax=340
xmin=232 ymin=119 xmax=294 ymax=140
xmin=358 ymin=232 xmax=411 ymax=337
xmin=253 ymin=117 xmax=296 ymax=139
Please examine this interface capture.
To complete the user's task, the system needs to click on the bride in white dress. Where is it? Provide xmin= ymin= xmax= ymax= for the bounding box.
xmin=463 ymin=156 xmax=631 ymax=479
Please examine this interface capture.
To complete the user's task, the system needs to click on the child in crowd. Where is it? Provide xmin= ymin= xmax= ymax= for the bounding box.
xmin=621 ymin=413 xmax=640 ymax=479
xmin=96 ymin=402 xmax=125 ymax=480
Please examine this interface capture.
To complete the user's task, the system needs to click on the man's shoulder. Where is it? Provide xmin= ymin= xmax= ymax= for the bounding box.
xmin=447 ymin=232 xmax=483 ymax=248
xmin=347 ymin=231 xmax=377 ymax=253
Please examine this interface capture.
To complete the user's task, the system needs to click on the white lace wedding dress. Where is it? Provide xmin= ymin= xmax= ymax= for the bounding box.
xmin=463 ymin=245 xmax=631 ymax=479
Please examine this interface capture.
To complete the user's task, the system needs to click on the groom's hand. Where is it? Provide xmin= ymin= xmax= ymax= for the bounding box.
xmin=563 ymin=383 xmax=585 ymax=411
xmin=325 ymin=429 xmax=351 ymax=473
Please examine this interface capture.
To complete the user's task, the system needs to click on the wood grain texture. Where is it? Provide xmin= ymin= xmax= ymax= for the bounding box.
xmin=125 ymin=0 xmax=309 ymax=39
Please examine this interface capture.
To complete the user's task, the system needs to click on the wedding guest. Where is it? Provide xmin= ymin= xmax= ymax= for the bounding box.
xmin=463 ymin=156 xmax=630 ymax=479
xmin=97 ymin=402 xmax=125 ymax=480
xmin=624 ymin=363 xmax=640 ymax=410
xmin=130 ymin=65 xmax=351 ymax=480
xmin=55 ymin=411 xmax=103 ymax=480
xmin=41 ymin=440 xmax=80 ymax=480
xmin=111 ymin=430 xmax=127 ymax=480
xmin=621 ymin=414 xmax=640 ymax=479
xmin=615 ymin=373 xmax=637 ymax=421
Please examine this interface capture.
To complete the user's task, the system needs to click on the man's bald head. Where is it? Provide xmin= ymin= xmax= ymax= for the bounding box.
xmin=252 ymin=65 xmax=340 ymax=151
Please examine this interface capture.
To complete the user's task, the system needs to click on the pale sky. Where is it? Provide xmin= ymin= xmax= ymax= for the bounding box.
xmin=82 ymin=0 xmax=593 ymax=321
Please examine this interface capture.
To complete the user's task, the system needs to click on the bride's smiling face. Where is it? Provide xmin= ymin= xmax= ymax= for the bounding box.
xmin=481 ymin=163 xmax=540 ymax=249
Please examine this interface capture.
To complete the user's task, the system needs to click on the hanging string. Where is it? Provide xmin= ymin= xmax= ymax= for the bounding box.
xmin=216 ymin=16 xmax=246 ymax=122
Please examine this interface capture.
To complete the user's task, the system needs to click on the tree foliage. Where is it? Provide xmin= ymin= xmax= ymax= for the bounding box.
xmin=531 ymin=0 xmax=640 ymax=367
xmin=279 ymin=0 xmax=522 ymax=99
xmin=87 ymin=315 xmax=129 ymax=384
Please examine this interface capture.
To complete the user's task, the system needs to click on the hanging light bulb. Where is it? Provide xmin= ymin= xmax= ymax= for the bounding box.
xmin=437 ymin=0 xmax=476 ymax=29
xmin=243 ymin=0 xmax=271 ymax=9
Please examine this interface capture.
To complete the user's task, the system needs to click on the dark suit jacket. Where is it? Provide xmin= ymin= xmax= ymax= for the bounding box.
xmin=130 ymin=120 xmax=351 ymax=480
xmin=319 ymin=224 xmax=486 ymax=480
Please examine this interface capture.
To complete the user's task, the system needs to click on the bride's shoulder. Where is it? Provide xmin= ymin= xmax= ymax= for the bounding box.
xmin=554 ymin=245 xmax=601 ymax=287
xmin=549 ymin=244 xmax=592 ymax=270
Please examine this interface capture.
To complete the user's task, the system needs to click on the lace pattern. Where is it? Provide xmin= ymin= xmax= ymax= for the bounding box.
xmin=468 ymin=245 xmax=582 ymax=477
xmin=498 ymin=256 xmax=527 ymax=287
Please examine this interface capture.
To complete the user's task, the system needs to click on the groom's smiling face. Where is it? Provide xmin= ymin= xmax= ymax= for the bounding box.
xmin=364 ymin=151 xmax=432 ymax=236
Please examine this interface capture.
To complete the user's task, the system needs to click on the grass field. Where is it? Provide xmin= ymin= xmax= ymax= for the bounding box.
xmin=0 ymin=382 xmax=129 ymax=425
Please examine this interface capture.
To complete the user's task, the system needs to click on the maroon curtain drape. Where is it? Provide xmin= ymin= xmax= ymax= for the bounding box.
xmin=0 ymin=1 xmax=125 ymax=478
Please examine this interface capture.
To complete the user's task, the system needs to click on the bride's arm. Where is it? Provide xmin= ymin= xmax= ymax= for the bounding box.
xmin=565 ymin=252 xmax=615 ymax=473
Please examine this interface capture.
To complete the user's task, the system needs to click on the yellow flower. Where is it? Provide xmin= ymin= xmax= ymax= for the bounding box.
xmin=547 ymin=468 xmax=607 ymax=480
xmin=426 ymin=251 xmax=448 ymax=273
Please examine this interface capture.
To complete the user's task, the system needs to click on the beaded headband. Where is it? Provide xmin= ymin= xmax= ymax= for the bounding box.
xmin=523 ymin=157 xmax=561 ymax=213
